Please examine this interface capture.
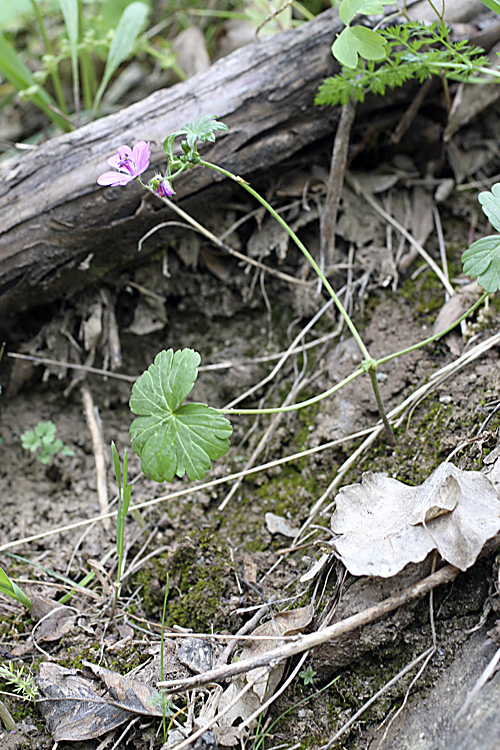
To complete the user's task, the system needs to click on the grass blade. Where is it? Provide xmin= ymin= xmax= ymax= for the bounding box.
xmin=0 ymin=566 xmax=32 ymax=610
xmin=59 ymin=0 xmax=80 ymax=117
xmin=0 ymin=34 xmax=71 ymax=131
xmin=479 ymin=0 xmax=500 ymax=15
xmin=93 ymin=1 xmax=149 ymax=114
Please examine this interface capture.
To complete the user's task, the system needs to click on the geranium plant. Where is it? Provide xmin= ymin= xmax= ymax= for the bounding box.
xmin=96 ymin=116 xmax=493 ymax=483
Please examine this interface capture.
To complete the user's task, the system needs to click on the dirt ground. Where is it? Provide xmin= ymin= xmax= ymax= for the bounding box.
xmin=2 ymin=39 xmax=500 ymax=750
xmin=1 ymin=173 xmax=500 ymax=749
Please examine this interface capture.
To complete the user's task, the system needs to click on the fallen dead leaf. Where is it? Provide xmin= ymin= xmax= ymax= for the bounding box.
xmin=36 ymin=660 xmax=163 ymax=742
xmin=329 ymin=462 xmax=500 ymax=577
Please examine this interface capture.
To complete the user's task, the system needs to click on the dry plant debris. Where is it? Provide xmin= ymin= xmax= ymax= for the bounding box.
xmin=35 ymin=660 xmax=163 ymax=741
xmin=329 ymin=462 xmax=500 ymax=577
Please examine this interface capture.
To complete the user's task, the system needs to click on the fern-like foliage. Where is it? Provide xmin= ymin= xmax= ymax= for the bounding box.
xmin=317 ymin=21 xmax=493 ymax=107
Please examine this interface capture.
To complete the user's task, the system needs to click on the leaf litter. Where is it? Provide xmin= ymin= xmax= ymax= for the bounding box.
xmin=35 ymin=660 xmax=163 ymax=742
xmin=329 ymin=461 xmax=500 ymax=577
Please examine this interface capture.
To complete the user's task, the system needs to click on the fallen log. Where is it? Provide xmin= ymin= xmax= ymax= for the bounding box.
xmin=0 ymin=7 xmax=345 ymax=319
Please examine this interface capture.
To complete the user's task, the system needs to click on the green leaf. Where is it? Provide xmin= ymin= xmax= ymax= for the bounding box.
xmin=350 ymin=26 xmax=388 ymax=61
xmin=129 ymin=349 xmax=232 ymax=482
xmin=332 ymin=26 xmax=387 ymax=68
xmin=0 ymin=567 xmax=31 ymax=610
xmin=332 ymin=28 xmax=359 ymax=69
xmin=462 ymin=235 xmax=500 ymax=292
xmin=35 ymin=421 xmax=56 ymax=440
xmin=478 ymin=183 xmax=500 ymax=232
xmin=339 ymin=0 xmax=394 ymax=25
xmin=479 ymin=0 xmax=500 ymax=16
xmin=93 ymin=1 xmax=149 ymax=113
xmin=21 ymin=430 xmax=39 ymax=452
xmin=59 ymin=0 xmax=79 ymax=113
xmin=167 ymin=116 xmax=229 ymax=152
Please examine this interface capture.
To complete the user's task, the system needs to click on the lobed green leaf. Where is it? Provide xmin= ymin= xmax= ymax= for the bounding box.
xmin=462 ymin=235 xmax=500 ymax=292
xmin=168 ymin=116 xmax=229 ymax=152
xmin=478 ymin=183 xmax=500 ymax=232
xmin=129 ymin=349 xmax=232 ymax=482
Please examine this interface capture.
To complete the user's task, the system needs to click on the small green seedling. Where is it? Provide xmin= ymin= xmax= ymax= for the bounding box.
xmin=0 ymin=661 xmax=37 ymax=704
xmin=299 ymin=665 xmax=317 ymax=686
xmin=111 ymin=442 xmax=133 ymax=617
xmin=21 ymin=421 xmax=74 ymax=465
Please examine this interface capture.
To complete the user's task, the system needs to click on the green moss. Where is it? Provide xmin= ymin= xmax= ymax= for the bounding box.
xmin=399 ymin=270 xmax=445 ymax=324
xmin=133 ymin=532 xmax=234 ymax=632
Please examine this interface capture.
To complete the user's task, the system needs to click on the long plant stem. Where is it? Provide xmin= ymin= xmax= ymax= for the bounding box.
xmin=198 ymin=160 xmax=371 ymax=360
xmin=28 ymin=0 xmax=68 ymax=115
xmin=198 ymin=158 xmax=397 ymax=442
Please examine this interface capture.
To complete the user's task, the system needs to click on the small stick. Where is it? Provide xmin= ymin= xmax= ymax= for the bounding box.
xmin=157 ymin=562 xmax=461 ymax=692
xmin=321 ymin=98 xmax=357 ymax=267
xmin=81 ymin=384 xmax=110 ymax=531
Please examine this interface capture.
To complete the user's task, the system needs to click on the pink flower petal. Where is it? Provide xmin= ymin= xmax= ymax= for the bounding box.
xmin=107 ymin=154 xmax=127 ymax=170
xmin=97 ymin=171 xmax=135 ymax=186
xmin=116 ymin=145 xmax=133 ymax=160
xmin=132 ymin=141 xmax=150 ymax=175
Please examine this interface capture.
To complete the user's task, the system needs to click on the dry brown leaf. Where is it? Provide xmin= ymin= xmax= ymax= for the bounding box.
xmin=30 ymin=595 xmax=77 ymax=643
xmin=330 ymin=462 xmax=500 ymax=577
xmin=36 ymin=661 xmax=162 ymax=742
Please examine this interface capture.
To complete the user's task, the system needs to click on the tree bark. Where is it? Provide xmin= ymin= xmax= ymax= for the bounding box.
xmin=0 ymin=7 xmax=344 ymax=317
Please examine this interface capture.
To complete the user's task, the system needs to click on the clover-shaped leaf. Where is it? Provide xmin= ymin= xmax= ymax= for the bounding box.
xmin=462 ymin=235 xmax=500 ymax=292
xmin=332 ymin=26 xmax=387 ymax=68
xmin=129 ymin=349 xmax=232 ymax=482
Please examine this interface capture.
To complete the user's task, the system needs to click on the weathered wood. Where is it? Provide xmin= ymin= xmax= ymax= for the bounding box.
xmin=0 ymin=7 xmax=344 ymax=317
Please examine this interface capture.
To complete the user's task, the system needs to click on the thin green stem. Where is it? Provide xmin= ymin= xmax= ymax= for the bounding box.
xmin=368 ymin=369 xmax=396 ymax=446
xmin=198 ymin=159 xmax=372 ymax=362
xmin=376 ymin=292 xmax=489 ymax=366
xmin=28 ymin=0 xmax=68 ymax=115
xmin=219 ymin=367 xmax=364 ymax=415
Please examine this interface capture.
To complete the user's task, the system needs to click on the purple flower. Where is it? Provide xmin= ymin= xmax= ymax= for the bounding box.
xmin=97 ymin=141 xmax=150 ymax=186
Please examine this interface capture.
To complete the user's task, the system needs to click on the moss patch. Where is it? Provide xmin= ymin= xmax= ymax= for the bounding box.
xmin=133 ymin=531 xmax=234 ymax=632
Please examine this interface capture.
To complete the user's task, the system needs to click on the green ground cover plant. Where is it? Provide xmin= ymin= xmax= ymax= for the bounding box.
xmin=21 ymin=420 xmax=74 ymax=465
xmin=318 ymin=0 xmax=500 ymax=106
